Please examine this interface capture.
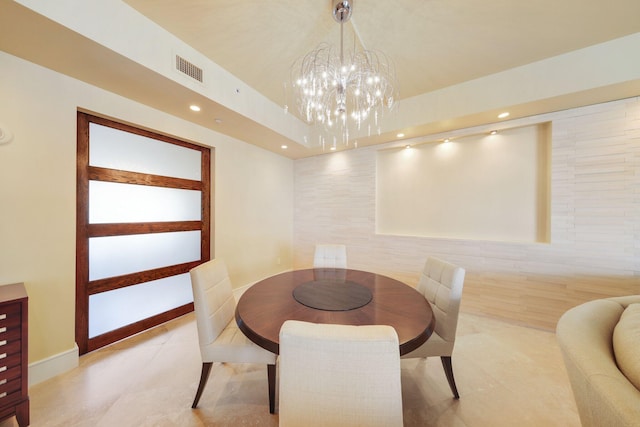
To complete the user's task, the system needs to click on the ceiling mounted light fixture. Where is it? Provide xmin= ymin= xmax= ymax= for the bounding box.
xmin=288 ymin=0 xmax=398 ymax=147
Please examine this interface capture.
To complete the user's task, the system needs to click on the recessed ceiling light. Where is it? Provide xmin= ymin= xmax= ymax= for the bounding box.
xmin=490 ymin=130 xmax=498 ymax=135
xmin=405 ymin=145 xmax=411 ymax=149
xmin=190 ymin=105 xmax=201 ymax=112
xmin=281 ymin=145 xmax=288 ymax=149
xmin=214 ymin=118 xmax=222 ymax=124
xmin=396 ymin=133 xmax=405 ymax=138
xmin=443 ymin=138 xmax=450 ymax=143
xmin=498 ymin=112 xmax=509 ymax=119
xmin=330 ymin=146 xmax=337 ymax=151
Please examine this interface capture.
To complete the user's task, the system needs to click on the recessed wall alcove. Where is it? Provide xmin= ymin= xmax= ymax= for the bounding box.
xmin=376 ymin=123 xmax=551 ymax=243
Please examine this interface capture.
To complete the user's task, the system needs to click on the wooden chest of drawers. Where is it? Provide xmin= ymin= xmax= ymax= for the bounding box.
xmin=0 ymin=283 xmax=29 ymax=426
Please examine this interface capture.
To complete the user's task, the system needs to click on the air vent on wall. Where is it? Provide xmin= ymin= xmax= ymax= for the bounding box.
xmin=175 ymin=55 xmax=203 ymax=83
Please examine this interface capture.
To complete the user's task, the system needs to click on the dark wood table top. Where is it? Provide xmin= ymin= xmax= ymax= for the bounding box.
xmin=235 ymin=268 xmax=435 ymax=355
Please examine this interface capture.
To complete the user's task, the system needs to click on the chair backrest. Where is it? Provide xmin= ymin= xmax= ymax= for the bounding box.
xmin=279 ymin=320 xmax=403 ymax=427
xmin=190 ymin=259 xmax=236 ymax=353
xmin=313 ymin=244 xmax=347 ymax=268
xmin=416 ymin=257 xmax=466 ymax=343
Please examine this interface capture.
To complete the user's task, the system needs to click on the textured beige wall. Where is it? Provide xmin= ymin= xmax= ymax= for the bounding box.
xmin=294 ymin=97 xmax=640 ymax=330
xmin=0 ymin=51 xmax=294 ymax=363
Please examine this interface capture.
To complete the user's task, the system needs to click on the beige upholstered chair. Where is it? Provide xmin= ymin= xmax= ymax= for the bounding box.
xmin=401 ymin=256 xmax=466 ymax=398
xmin=313 ymin=244 xmax=347 ymax=268
xmin=279 ymin=320 xmax=403 ymax=427
xmin=189 ymin=259 xmax=277 ymax=412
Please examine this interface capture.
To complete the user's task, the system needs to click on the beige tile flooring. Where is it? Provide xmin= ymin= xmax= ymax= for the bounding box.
xmin=2 ymin=312 xmax=580 ymax=426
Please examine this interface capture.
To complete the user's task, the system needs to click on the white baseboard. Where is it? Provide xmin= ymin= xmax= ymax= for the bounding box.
xmin=28 ymin=344 xmax=79 ymax=387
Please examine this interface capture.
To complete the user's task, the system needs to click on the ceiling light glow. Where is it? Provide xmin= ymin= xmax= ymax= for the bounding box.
xmin=190 ymin=105 xmax=201 ymax=112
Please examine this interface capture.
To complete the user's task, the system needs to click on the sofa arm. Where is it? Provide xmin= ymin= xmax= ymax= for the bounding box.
xmin=557 ymin=296 xmax=640 ymax=427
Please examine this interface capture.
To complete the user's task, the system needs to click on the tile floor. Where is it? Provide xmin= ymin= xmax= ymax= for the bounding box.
xmin=2 ymin=312 xmax=580 ymax=426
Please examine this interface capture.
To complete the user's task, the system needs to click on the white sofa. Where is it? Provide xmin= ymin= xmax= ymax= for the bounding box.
xmin=556 ymin=296 xmax=640 ymax=427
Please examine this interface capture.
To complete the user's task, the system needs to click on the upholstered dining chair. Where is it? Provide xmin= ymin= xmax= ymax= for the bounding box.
xmin=313 ymin=243 xmax=347 ymax=268
xmin=279 ymin=320 xmax=403 ymax=427
xmin=189 ymin=258 xmax=277 ymax=412
xmin=401 ymin=256 xmax=466 ymax=399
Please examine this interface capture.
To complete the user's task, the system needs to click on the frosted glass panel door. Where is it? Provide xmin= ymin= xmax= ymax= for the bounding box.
xmin=89 ymin=231 xmax=202 ymax=280
xmin=89 ymin=181 xmax=201 ymax=223
xmin=76 ymin=113 xmax=211 ymax=353
xmin=89 ymin=122 xmax=202 ymax=180
xmin=89 ymin=274 xmax=194 ymax=338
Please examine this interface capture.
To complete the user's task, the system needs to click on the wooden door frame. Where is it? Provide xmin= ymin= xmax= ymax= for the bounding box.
xmin=76 ymin=112 xmax=211 ymax=354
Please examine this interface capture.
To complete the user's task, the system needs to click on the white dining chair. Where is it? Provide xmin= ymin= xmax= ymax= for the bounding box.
xmin=189 ymin=258 xmax=277 ymax=412
xmin=401 ymin=256 xmax=466 ymax=398
xmin=313 ymin=243 xmax=347 ymax=268
xmin=279 ymin=320 xmax=403 ymax=427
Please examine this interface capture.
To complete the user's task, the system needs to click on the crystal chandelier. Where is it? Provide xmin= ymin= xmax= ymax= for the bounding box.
xmin=289 ymin=0 xmax=398 ymax=146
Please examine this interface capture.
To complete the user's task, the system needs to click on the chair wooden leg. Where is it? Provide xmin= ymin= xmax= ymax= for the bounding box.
xmin=192 ymin=362 xmax=213 ymax=408
xmin=268 ymin=364 xmax=276 ymax=414
xmin=441 ymin=356 xmax=460 ymax=399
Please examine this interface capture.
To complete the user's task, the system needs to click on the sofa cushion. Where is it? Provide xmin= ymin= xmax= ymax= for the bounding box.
xmin=613 ymin=303 xmax=640 ymax=390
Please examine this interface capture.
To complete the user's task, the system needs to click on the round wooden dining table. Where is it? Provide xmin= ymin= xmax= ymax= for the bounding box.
xmin=235 ymin=268 xmax=435 ymax=355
